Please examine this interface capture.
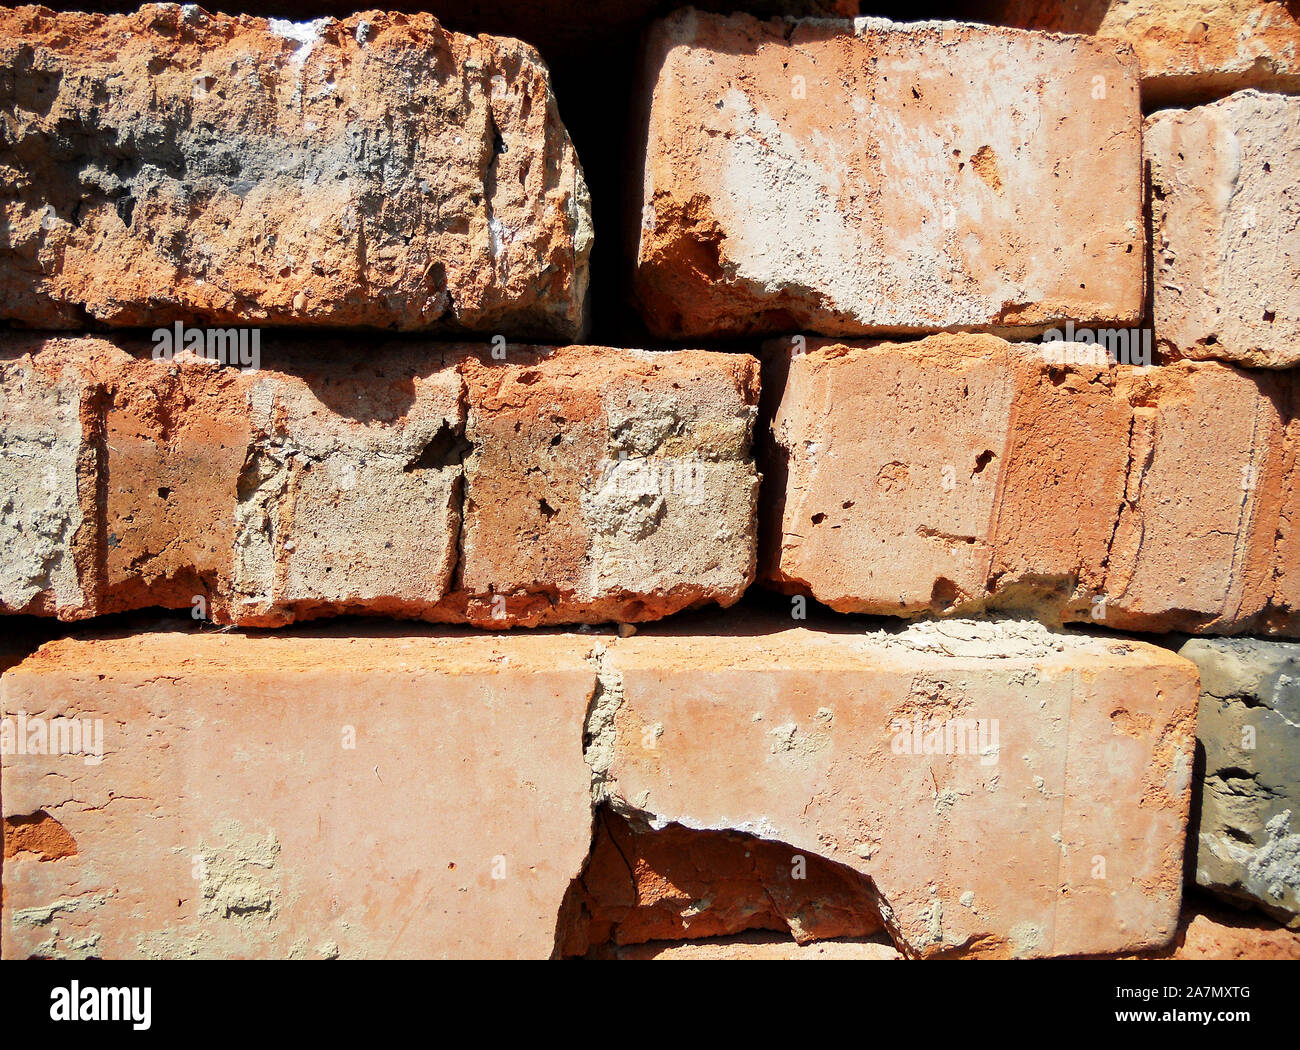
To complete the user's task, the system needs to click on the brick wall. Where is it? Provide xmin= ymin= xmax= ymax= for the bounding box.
xmin=1 ymin=1 xmax=1297 ymax=960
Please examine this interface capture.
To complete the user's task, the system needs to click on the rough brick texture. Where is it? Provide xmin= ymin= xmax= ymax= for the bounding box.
xmin=964 ymin=0 xmax=1300 ymax=105
xmin=1 ymin=628 xmax=595 ymax=959
xmin=596 ymin=614 xmax=1198 ymax=958
xmin=1179 ymin=637 xmax=1300 ymax=927
xmin=0 ymin=5 xmax=592 ymax=338
xmin=1159 ymin=900 xmax=1300 ymax=959
xmin=31 ymin=2 xmax=864 ymax=59
xmin=1148 ymin=90 xmax=1300 ymax=369
xmin=556 ymin=807 xmax=885 ymax=955
xmin=2 ymin=614 xmax=1199 ymax=959
xmin=760 ymin=334 xmax=1299 ymax=637
xmin=0 ymin=337 xmax=759 ymax=626
xmin=3 ymin=0 xmax=1296 ymax=965
xmin=632 ymin=11 xmax=1144 ymax=339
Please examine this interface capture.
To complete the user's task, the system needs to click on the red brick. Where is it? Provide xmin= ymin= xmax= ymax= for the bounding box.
xmin=760 ymin=333 xmax=1298 ymax=636
xmin=633 ymin=11 xmax=1143 ymax=338
xmin=964 ymin=0 xmax=1300 ymax=105
xmin=1148 ymin=90 xmax=1300 ymax=368
xmin=1 ymin=627 xmax=596 ymax=959
xmin=0 ymin=337 xmax=760 ymax=627
xmin=0 ymin=5 xmax=591 ymax=338
xmin=597 ymin=612 xmax=1198 ymax=958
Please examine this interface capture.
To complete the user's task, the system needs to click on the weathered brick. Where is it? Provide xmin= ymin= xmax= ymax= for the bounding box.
xmin=963 ymin=0 xmax=1300 ymax=105
xmin=0 ymin=346 xmax=98 ymax=617
xmin=1179 ymin=637 xmax=1300 ymax=927
xmin=596 ymin=613 xmax=1198 ymax=958
xmin=1 ymin=627 xmax=596 ymax=959
xmin=155 ymin=1 xmax=862 ymax=58
xmin=0 ymin=336 xmax=759 ymax=627
xmin=1148 ymin=90 xmax=1300 ymax=368
xmin=1275 ymin=403 xmax=1300 ymax=634
xmin=760 ymin=333 xmax=1298 ymax=636
xmin=452 ymin=346 xmax=759 ymax=626
xmin=633 ymin=11 xmax=1143 ymax=339
xmin=0 ymin=5 xmax=591 ymax=338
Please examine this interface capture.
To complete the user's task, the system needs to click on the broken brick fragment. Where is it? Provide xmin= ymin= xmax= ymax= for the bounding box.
xmin=3 ymin=812 xmax=78 ymax=862
xmin=1179 ymin=637 xmax=1300 ymax=927
xmin=556 ymin=807 xmax=884 ymax=956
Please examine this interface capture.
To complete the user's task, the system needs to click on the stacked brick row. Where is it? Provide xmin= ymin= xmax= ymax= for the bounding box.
xmin=1 ymin=2 xmax=1298 ymax=959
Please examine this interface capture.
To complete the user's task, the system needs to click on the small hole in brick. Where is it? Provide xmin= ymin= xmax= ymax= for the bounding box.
xmin=811 ymin=512 xmax=826 ymax=525
xmin=406 ymin=422 xmax=472 ymax=471
xmin=930 ymin=577 xmax=960 ymax=609
xmin=1264 ymin=310 xmax=1276 ymax=323
xmin=158 ymin=486 xmax=171 ymax=499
